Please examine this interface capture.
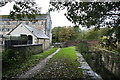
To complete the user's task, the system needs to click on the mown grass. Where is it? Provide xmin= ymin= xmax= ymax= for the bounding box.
xmin=34 ymin=47 xmax=83 ymax=79
xmin=3 ymin=48 xmax=58 ymax=78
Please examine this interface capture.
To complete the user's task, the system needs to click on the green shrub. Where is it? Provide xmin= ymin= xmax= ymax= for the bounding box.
xmin=117 ymin=44 xmax=120 ymax=54
xmin=76 ymin=42 xmax=89 ymax=53
xmin=2 ymin=49 xmax=23 ymax=66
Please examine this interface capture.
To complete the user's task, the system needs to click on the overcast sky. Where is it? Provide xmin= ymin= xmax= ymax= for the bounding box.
xmin=0 ymin=0 xmax=74 ymax=28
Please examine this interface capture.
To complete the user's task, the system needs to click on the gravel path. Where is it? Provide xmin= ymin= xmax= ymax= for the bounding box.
xmin=18 ymin=48 xmax=61 ymax=78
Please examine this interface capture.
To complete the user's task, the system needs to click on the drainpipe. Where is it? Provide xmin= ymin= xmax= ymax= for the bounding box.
xmin=44 ymin=39 xmax=45 ymax=51
xmin=45 ymin=19 xmax=47 ymax=35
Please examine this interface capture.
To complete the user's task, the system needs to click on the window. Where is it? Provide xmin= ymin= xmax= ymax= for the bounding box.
xmin=0 ymin=28 xmax=10 ymax=32
xmin=26 ymin=22 xmax=29 ymax=25
xmin=11 ymin=22 xmax=18 ymax=25
xmin=2 ymin=28 xmax=4 ymax=31
xmin=41 ymin=21 xmax=44 ymax=25
xmin=0 ymin=22 xmax=4 ymax=25
xmin=0 ymin=35 xmax=3 ymax=38
xmin=32 ymin=21 xmax=36 ymax=24
xmin=7 ymin=22 xmax=10 ymax=25
xmin=0 ymin=29 xmax=1 ymax=31
xmin=6 ymin=28 xmax=10 ymax=31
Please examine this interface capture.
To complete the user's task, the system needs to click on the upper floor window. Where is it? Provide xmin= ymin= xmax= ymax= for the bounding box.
xmin=32 ymin=21 xmax=36 ymax=24
xmin=6 ymin=28 xmax=10 ymax=31
xmin=0 ymin=28 xmax=10 ymax=32
xmin=41 ymin=21 xmax=44 ymax=25
xmin=6 ymin=22 xmax=10 ymax=25
xmin=26 ymin=22 xmax=29 ymax=25
xmin=0 ymin=22 xmax=4 ymax=25
xmin=0 ymin=35 xmax=3 ymax=38
xmin=11 ymin=22 xmax=18 ymax=25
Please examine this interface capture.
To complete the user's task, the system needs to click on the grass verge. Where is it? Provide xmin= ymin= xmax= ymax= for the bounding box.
xmin=3 ymin=48 xmax=58 ymax=78
xmin=34 ymin=47 xmax=83 ymax=79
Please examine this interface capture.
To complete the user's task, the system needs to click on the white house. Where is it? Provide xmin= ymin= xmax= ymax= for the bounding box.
xmin=0 ymin=13 xmax=52 ymax=51
xmin=8 ymin=23 xmax=50 ymax=50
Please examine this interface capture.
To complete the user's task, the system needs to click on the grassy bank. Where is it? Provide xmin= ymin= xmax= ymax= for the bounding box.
xmin=34 ymin=47 xmax=83 ymax=79
xmin=3 ymin=48 xmax=58 ymax=78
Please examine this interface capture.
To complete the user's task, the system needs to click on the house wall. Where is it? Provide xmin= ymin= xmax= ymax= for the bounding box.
xmin=9 ymin=24 xmax=37 ymax=44
xmin=0 ymin=20 xmax=47 ymax=36
xmin=0 ymin=14 xmax=52 ymax=50
xmin=46 ymin=15 xmax=52 ymax=44
xmin=0 ymin=14 xmax=52 ymax=46
xmin=38 ymin=39 xmax=50 ymax=50
xmin=45 ymin=39 xmax=50 ymax=50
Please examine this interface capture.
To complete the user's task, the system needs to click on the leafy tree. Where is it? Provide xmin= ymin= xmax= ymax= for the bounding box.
xmin=0 ymin=0 xmax=41 ymax=21
xmin=52 ymin=26 xmax=82 ymax=42
xmin=76 ymin=30 xmax=85 ymax=40
xmin=98 ymin=28 xmax=110 ymax=37
xmin=49 ymin=1 xmax=120 ymax=50
xmin=59 ymin=27 xmax=70 ymax=42
xmin=49 ymin=1 xmax=119 ymax=27
xmin=73 ymin=25 xmax=85 ymax=40
xmin=85 ymin=29 xmax=99 ymax=40
xmin=58 ymin=27 xmax=76 ymax=42
xmin=52 ymin=27 xmax=63 ymax=43
xmin=85 ymin=28 xmax=110 ymax=40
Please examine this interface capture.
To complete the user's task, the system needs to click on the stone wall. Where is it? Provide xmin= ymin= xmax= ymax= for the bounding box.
xmin=44 ymin=39 xmax=50 ymax=50
xmin=38 ymin=39 xmax=50 ymax=50
xmin=62 ymin=40 xmax=99 ymax=47
xmin=93 ymin=48 xmax=120 ymax=79
xmin=10 ymin=44 xmax=43 ymax=59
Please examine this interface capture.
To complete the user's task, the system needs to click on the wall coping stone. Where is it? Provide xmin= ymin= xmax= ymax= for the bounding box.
xmin=94 ymin=47 xmax=120 ymax=56
xmin=12 ymin=44 xmax=42 ymax=47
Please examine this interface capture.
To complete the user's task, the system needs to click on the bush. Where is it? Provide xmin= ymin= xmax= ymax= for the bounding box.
xmin=117 ymin=44 xmax=120 ymax=53
xmin=76 ymin=42 xmax=89 ymax=53
xmin=2 ymin=49 xmax=23 ymax=66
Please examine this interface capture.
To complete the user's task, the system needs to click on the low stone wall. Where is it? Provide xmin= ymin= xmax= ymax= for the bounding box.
xmin=10 ymin=44 xmax=43 ymax=59
xmin=93 ymin=48 xmax=120 ymax=79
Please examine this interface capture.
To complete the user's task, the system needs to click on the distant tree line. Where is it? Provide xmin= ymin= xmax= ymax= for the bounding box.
xmin=52 ymin=26 xmax=84 ymax=43
xmin=52 ymin=26 xmax=109 ymax=42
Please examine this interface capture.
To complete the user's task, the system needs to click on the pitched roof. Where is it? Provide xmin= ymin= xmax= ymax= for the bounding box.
xmin=24 ymin=24 xmax=49 ymax=39
xmin=8 ymin=23 xmax=49 ymax=39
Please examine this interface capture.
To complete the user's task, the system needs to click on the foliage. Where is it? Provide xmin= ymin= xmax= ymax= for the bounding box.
xmin=85 ymin=29 xmax=99 ymax=40
xmin=34 ymin=47 xmax=83 ymax=78
xmin=84 ymin=28 xmax=109 ymax=40
xmin=76 ymin=31 xmax=84 ymax=40
xmin=49 ymin=2 xmax=119 ymax=28
xmin=49 ymin=1 xmax=120 ymax=51
xmin=3 ymin=48 xmax=58 ymax=78
xmin=100 ymin=35 xmax=117 ymax=51
xmin=59 ymin=27 xmax=75 ymax=42
xmin=76 ymin=42 xmax=89 ymax=53
xmin=52 ymin=26 xmax=83 ymax=43
xmin=0 ymin=0 xmax=41 ymax=21
xmin=52 ymin=27 xmax=63 ymax=43
xmin=99 ymin=27 xmax=120 ymax=51
xmin=98 ymin=28 xmax=110 ymax=37
xmin=2 ymin=49 xmax=22 ymax=66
